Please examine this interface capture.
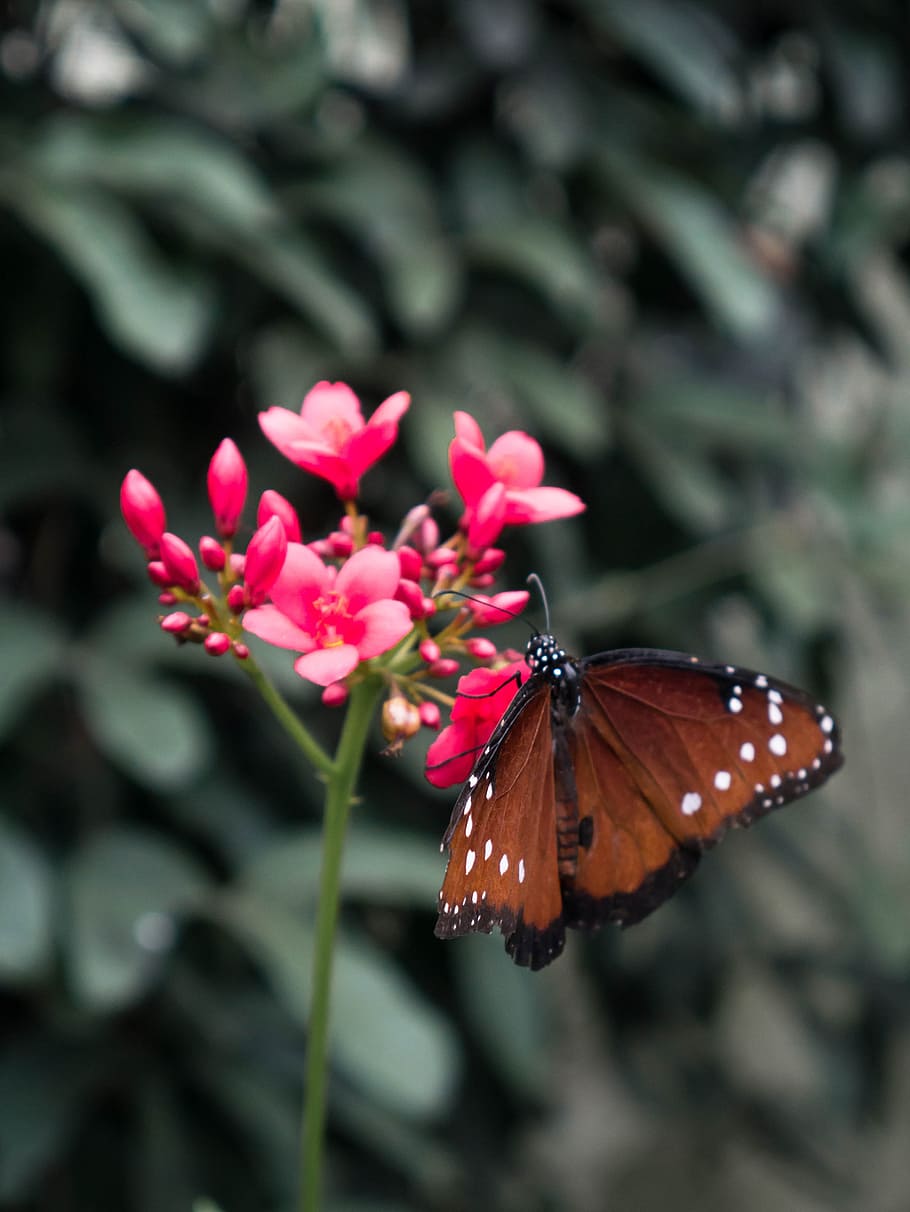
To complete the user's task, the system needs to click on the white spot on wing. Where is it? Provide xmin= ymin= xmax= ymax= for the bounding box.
xmin=465 ymin=815 xmax=473 ymax=838
xmin=463 ymin=795 xmax=472 ymax=816
xmin=484 ymin=839 xmax=492 ymax=860
xmin=499 ymin=854 xmax=509 ymax=876
xmin=769 ymin=734 xmax=787 ymax=756
xmin=465 ymin=849 xmax=475 ymax=875
xmin=485 ymin=782 xmax=493 ymax=800
xmin=755 ymin=674 xmax=768 ymax=688
xmin=681 ymin=792 xmax=702 ymax=815
xmin=821 ymin=714 xmax=833 ymax=734
xmin=740 ymin=741 xmax=755 ymax=762
xmin=518 ymin=859 xmax=526 ymax=883
xmin=768 ymin=702 xmax=783 ymax=726
xmin=728 ymin=696 xmax=743 ymax=714
xmin=714 ymin=770 xmax=732 ymax=791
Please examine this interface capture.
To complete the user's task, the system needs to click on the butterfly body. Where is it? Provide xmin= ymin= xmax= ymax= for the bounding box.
xmin=436 ymin=633 xmax=843 ymax=969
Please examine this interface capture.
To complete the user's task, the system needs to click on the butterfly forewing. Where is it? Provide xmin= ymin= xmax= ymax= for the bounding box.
xmin=435 ymin=686 xmax=567 ymax=968
xmin=562 ymin=651 xmax=843 ymax=928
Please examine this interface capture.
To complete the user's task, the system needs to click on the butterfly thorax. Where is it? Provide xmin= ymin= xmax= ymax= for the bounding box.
xmin=525 ymin=633 xmax=581 ymax=721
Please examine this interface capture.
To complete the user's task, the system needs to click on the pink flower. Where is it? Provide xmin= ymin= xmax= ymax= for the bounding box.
xmin=243 ymin=516 xmax=288 ymax=606
xmin=242 ymin=543 xmax=413 ymax=685
xmin=464 ymin=590 xmax=530 ymax=627
xmin=425 ymin=661 xmax=528 ymax=788
xmin=450 ymin=412 xmax=585 ymax=551
xmin=207 ymin=439 xmax=248 ymax=538
xmin=259 ymin=381 xmax=410 ymax=501
xmin=121 ymin=470 xmax=167 ymax=557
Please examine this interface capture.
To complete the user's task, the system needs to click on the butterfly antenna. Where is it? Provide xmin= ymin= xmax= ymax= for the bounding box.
xmin=433 ymin=589 xmax=538 ymax=632
xmin=526 ymin=573 xmax=551 ymax=634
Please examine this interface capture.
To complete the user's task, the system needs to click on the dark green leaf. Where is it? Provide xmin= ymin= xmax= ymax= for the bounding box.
xmin=0 ymin=606 xmax=66 ymax=740
xmin=0 ymin=820 xmax=53 ymax=982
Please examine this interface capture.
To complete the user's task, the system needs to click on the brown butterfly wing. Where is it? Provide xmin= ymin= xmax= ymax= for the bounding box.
xmin=563 ymin=650 xmax=843 ymax=928
xmin=434 ymin=683 xmax=567 ymax=969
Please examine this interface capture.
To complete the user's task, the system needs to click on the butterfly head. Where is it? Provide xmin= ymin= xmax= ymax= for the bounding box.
xmin=526 ymin=633 xmax=581 ymax=716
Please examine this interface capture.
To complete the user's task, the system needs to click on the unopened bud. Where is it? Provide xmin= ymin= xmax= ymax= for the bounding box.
xmin=199 ymin=535 xmax=226 ymax=571
xmin=419 ymin=701 xmax=441 ymax=730
xmin=120 ymin=469 xmax=167 ymax=557
xmin=208 ymin=438 xmax=248 ymax=538
xmin=382 ymin=695 xmax=421 ymax=743
xmin=428 ymin=658 xmax=460 ymax=678
xmin=419 ymin=639 xmax=441 ymax=663
xmin=257 ymin=489 xmax=302 ymax=543
xmin=465 ymin=637 xmax=497 ymax=660
xmin=159 ymin=533 xmax=201 ymax=594
xmin=244 ymin=516 xmax=288 ymax=606
xmin=472 ymin=548 xmax=505 ymax=575
xmin=204 ymin=632 xmax=232 ymax=656
xmin=227 ymin=584 xmax=246 ymax=614
xmin=322 ymin=682 xmax=349 ymax=707
xmin=232 ymin=642 xmax=250 ymax=660
xmin=160 ymin=612 xmax=192 ymax=634
xmin=397 ymin=545 xmax=423 ymax=581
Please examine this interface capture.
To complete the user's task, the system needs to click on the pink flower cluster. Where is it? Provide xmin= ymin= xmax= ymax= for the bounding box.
xmin=121 ymin=380 xmax=585 ymax=771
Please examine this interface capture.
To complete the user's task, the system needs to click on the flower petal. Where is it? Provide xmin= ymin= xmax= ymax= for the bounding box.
xmin=453 ymin=411 xmax=485 ymax=451
xmin=449 ymin=437 xmax=495 ymax=509
xmin=269 ymin=543 xmax=331 ymax=624
xmin=258 ymin=407 xmax=320 ymax=458
xmin=294 ymin=645 xmax=360 ymax=686
xmin=300 ymin=381 xmax=364 ymax=446
xmin=503 ymin=486 xmax=586 ymax=525
xmin=425 ymin=721 xmax=477 ymax=788
xmin=369 ymin=390 xmax=410 ymax=428
xmin=342 ymin=422 xmax=398 ymax=484
xmin=467 ymin=481 xmax=507 ymax=553
xmin=487 ymin=430 xmax=544 ymax=489
xmin=243 ymin=604 xmax=316 ymax=652
xmin=336 ymin=546 xmax=402 ymax=613
xmin=355 ymin=599 xmax=413 ymax=660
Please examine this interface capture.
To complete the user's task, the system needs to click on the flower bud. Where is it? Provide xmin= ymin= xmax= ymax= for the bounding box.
xmin=204 ymin=632 xmax=232 ymax=656
xmin=158 ymin=592 xmax=177 ymax=605
xmin=328 ymin=531 xmax=353 ymax=558
xmin=121 ymin=469 xmax=167 ymax=556
xmin=148 ymin=561 xmax=171 ymax=588
xmin=419 ymin=701 xmax=441 ymax=730
xmin=199 ymin=535 xmax=226 ymax=571
xmin=367 ymin=530 xmax=385 ymax=546
xmin=232 ymin=642 xmax=250 ymax=660
xmin=227 ymin=584 xmax=246 ymax=614
xmin=397 ymin=545 xmax=423 ymax=582
xmin=159 ymin=532 xmax=201 ymax=594
xmin=395 ymin=578 xmax=425 ymax=619
xmin=257 ymin=490 xmax=302 ymax=543
xmin=470 ymin=573 xmax=494 ymax=588
xmin=207 ymin=438 xmax=248 ymax=538
xmin=419 ymin=639 xmax=441 ymax=663
xmin=229 ymin=553 xmax=245 ymax=577
xmin=465 ymin=637 xmax=497 ymax=660
xmin=427 ymin=658 xmax=460 ymax=678
xmin=160 ymin=611 xmax=192 ymax=634
xmin=428 ymin=546 xmax=458 ymax=569
xmin=381 ymin=695 xmax=421 ymax=743
xmin=472 ymin=547 xmax=505 ymax=575
xmin=322 ymin=682 xmax=349 ymax=707
xmin=244 ymin=516 xmax=288 ymax=606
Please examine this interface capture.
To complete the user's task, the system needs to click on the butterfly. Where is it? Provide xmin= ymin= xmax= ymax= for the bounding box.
xmin=435 ymin=629 xmax=843 ymax=969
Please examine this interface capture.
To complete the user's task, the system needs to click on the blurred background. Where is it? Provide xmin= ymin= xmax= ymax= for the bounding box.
xmin=2 ymin=2 xmax=909 ymax=1210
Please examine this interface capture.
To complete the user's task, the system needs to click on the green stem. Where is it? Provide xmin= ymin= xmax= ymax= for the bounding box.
xmin=241 ymin=657 xmax=335 ymax=778
xmin=299 ymin=677 xmax=383 ymax=1212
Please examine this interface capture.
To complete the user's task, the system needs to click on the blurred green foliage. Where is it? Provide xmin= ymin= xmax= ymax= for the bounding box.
xmin=1 ymin=2 xmax=909 ymax=1210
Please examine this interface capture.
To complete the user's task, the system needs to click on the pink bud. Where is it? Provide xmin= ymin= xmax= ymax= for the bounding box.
xmin=121 ymin=470 xmax=167 ymax=556
xmin=397 ymin=546 xmax=423 ymax=581
xmin=159 ymin=532 xmax=201 ymax=594
xmin=257 ymin=490 xmax=302 ymax=543
xmin=473 ymin=548 xmax=505 ymax=575
xmin=158 ymin=592 xmax=177 ymax=605
xmin=308 ymin=539 xmax=332 ymax=557
xmin=244 ymin=517 xmax=288 ymax=607
xmin=229 ymin=552 xmax=245 ymax=578
xmin=233 ymin=642 xmax=250 ymax=659
xmin=435 ymin=562 xmax=459 ymax=582
xmin=395 ymin=578 xmax=425 ymax=618
xmin=419 ymin=701 xmax=441 ymax=730
xmin=204 ymin=632 xmax=232 ymax=656
xmin=421 ymin=596 xmax=437 ymax=617
xmin=465 ymin=637 xmax=497 ymax=660
xmin=419 ymin=639 xmax=441 ymax=663
xmin=367 ymin=530 xmax=385 ymax=546
xmin=322 ymin=682 xmax=349 ymax=707
xmin=428 ymin=658 xmax=460 ymax=678
xmin=329 ymin=531 xmax=354 ymax=558
xmin=147 ymin=561 xmax=171 ymax=588
xmin=160 ymin=611 xmax=192 ymax=633
xmin=412 ymin=515 xmax=439 ymax=554
xmin=428 ymin=546 xmax=458 ymax=569
xmin=207 ymin=438 xmax=248 ymax=538
xmin=227 ymin=584 xmax=246 ymax=614
xmin=199 ymin=535 xmax=226 ymax=571
xmin=470 ymin=573 xmax=495 ymax=588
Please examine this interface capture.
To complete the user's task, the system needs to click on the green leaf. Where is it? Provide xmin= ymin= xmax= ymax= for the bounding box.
xmin=594 ymin=0 xmax=743 ymax=121
xmin=65 ymin=826 xmax=209 ymax=1010
xmin=215 ymin=892 xmax=459 ymax=1118
xmin=595 ymin=146 xmax=778 ymax=339
xmin=622 ymin=414 xmax=736 ymax=531
xmin=465 ymin=219 xmax=605 ymax=329
xmin=3 ymin=180 xmax=215 ymax=372
xmin=0 ymin=820 xmax=54 ymax=982
xmin=0 ymin=1036 xmax=103 ymax=1200
xmin=77 ymin=655 xmax=214 ymax=790
xmin=0 ymin=605 xmax=66 ymax=741
xmin=452 ymin=934 xmax=549 ymax=1100
xmin=240 ymin=825 xmax=443 ymax=909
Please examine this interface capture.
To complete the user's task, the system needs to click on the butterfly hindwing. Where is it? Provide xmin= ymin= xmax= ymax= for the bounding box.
xmin=435 ymin=685 xmax=567 ymax=969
